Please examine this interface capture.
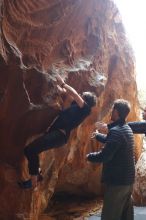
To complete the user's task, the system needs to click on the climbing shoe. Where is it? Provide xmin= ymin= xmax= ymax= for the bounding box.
xmin=18 ymin=179 xmax=32 ymax=189
xmin=18 ymin=173 xmax=43 ymax=189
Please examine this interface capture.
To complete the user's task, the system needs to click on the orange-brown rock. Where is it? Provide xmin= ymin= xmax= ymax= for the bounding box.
xmin=0 ymin=0 xmax=142 ymax=219
xmin=133 ymin=146 xmax=146 ymax=205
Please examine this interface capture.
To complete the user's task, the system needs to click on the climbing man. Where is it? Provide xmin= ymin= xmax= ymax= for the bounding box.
xmin=20 ymin=74 xmax=97 ymax=189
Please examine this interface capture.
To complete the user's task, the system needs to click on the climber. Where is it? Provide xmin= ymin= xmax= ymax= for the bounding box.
xmin=19 ymin=74 xmax=97 ymax=189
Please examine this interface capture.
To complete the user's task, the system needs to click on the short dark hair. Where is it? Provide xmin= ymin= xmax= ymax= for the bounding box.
xmin=113 ymin=99 xmax=131 ymax=120
xmin=82 ymin=92 xmax=97 ymax=108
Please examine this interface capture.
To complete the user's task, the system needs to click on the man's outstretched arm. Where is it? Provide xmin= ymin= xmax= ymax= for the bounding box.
xmin=87 ymin=130 xmax=120 ymax=163
xmin=128 ymin=121 xmax=146 ymax=135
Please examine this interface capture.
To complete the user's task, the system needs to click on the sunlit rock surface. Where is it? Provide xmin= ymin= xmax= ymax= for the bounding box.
xmin=0 ymin=0 xmax=141 ymax=219
xmin=133 ymin=141 xmax=146 ymax=205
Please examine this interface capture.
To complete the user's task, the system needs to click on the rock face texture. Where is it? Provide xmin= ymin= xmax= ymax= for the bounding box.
xmin=133 ymin=143 xmax=146 ymax=205
xmin=0 ymin=0 xmax=141 ymax=219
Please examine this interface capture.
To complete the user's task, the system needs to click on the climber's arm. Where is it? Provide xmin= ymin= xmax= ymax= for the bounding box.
xmin=56 ymin=75 xmax=84 ymax=108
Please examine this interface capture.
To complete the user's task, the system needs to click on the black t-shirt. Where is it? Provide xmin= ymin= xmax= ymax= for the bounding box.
xmin=50 ymin=102 xmax=91 ymax=134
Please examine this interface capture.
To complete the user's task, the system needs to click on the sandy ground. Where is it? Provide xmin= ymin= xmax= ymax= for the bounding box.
xmin=40 ymin=195 xmax=146 ymax=220
xmin=87 ymin=207 xmax=146 ymax=220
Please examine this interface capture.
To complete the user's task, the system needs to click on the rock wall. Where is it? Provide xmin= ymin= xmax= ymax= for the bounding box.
xmin=133 ymin=143 xmax=146 ymax=205
xmin=0 ymin=0 xmax=141 ymax=219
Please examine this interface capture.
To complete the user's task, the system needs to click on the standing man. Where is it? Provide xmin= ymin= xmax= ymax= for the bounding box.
xmin=87 ymin=99 xmax=135 ymax=220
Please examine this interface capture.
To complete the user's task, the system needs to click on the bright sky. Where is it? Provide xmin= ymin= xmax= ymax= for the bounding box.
xmin=114 ymin=0 xmax=146 ymax=90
